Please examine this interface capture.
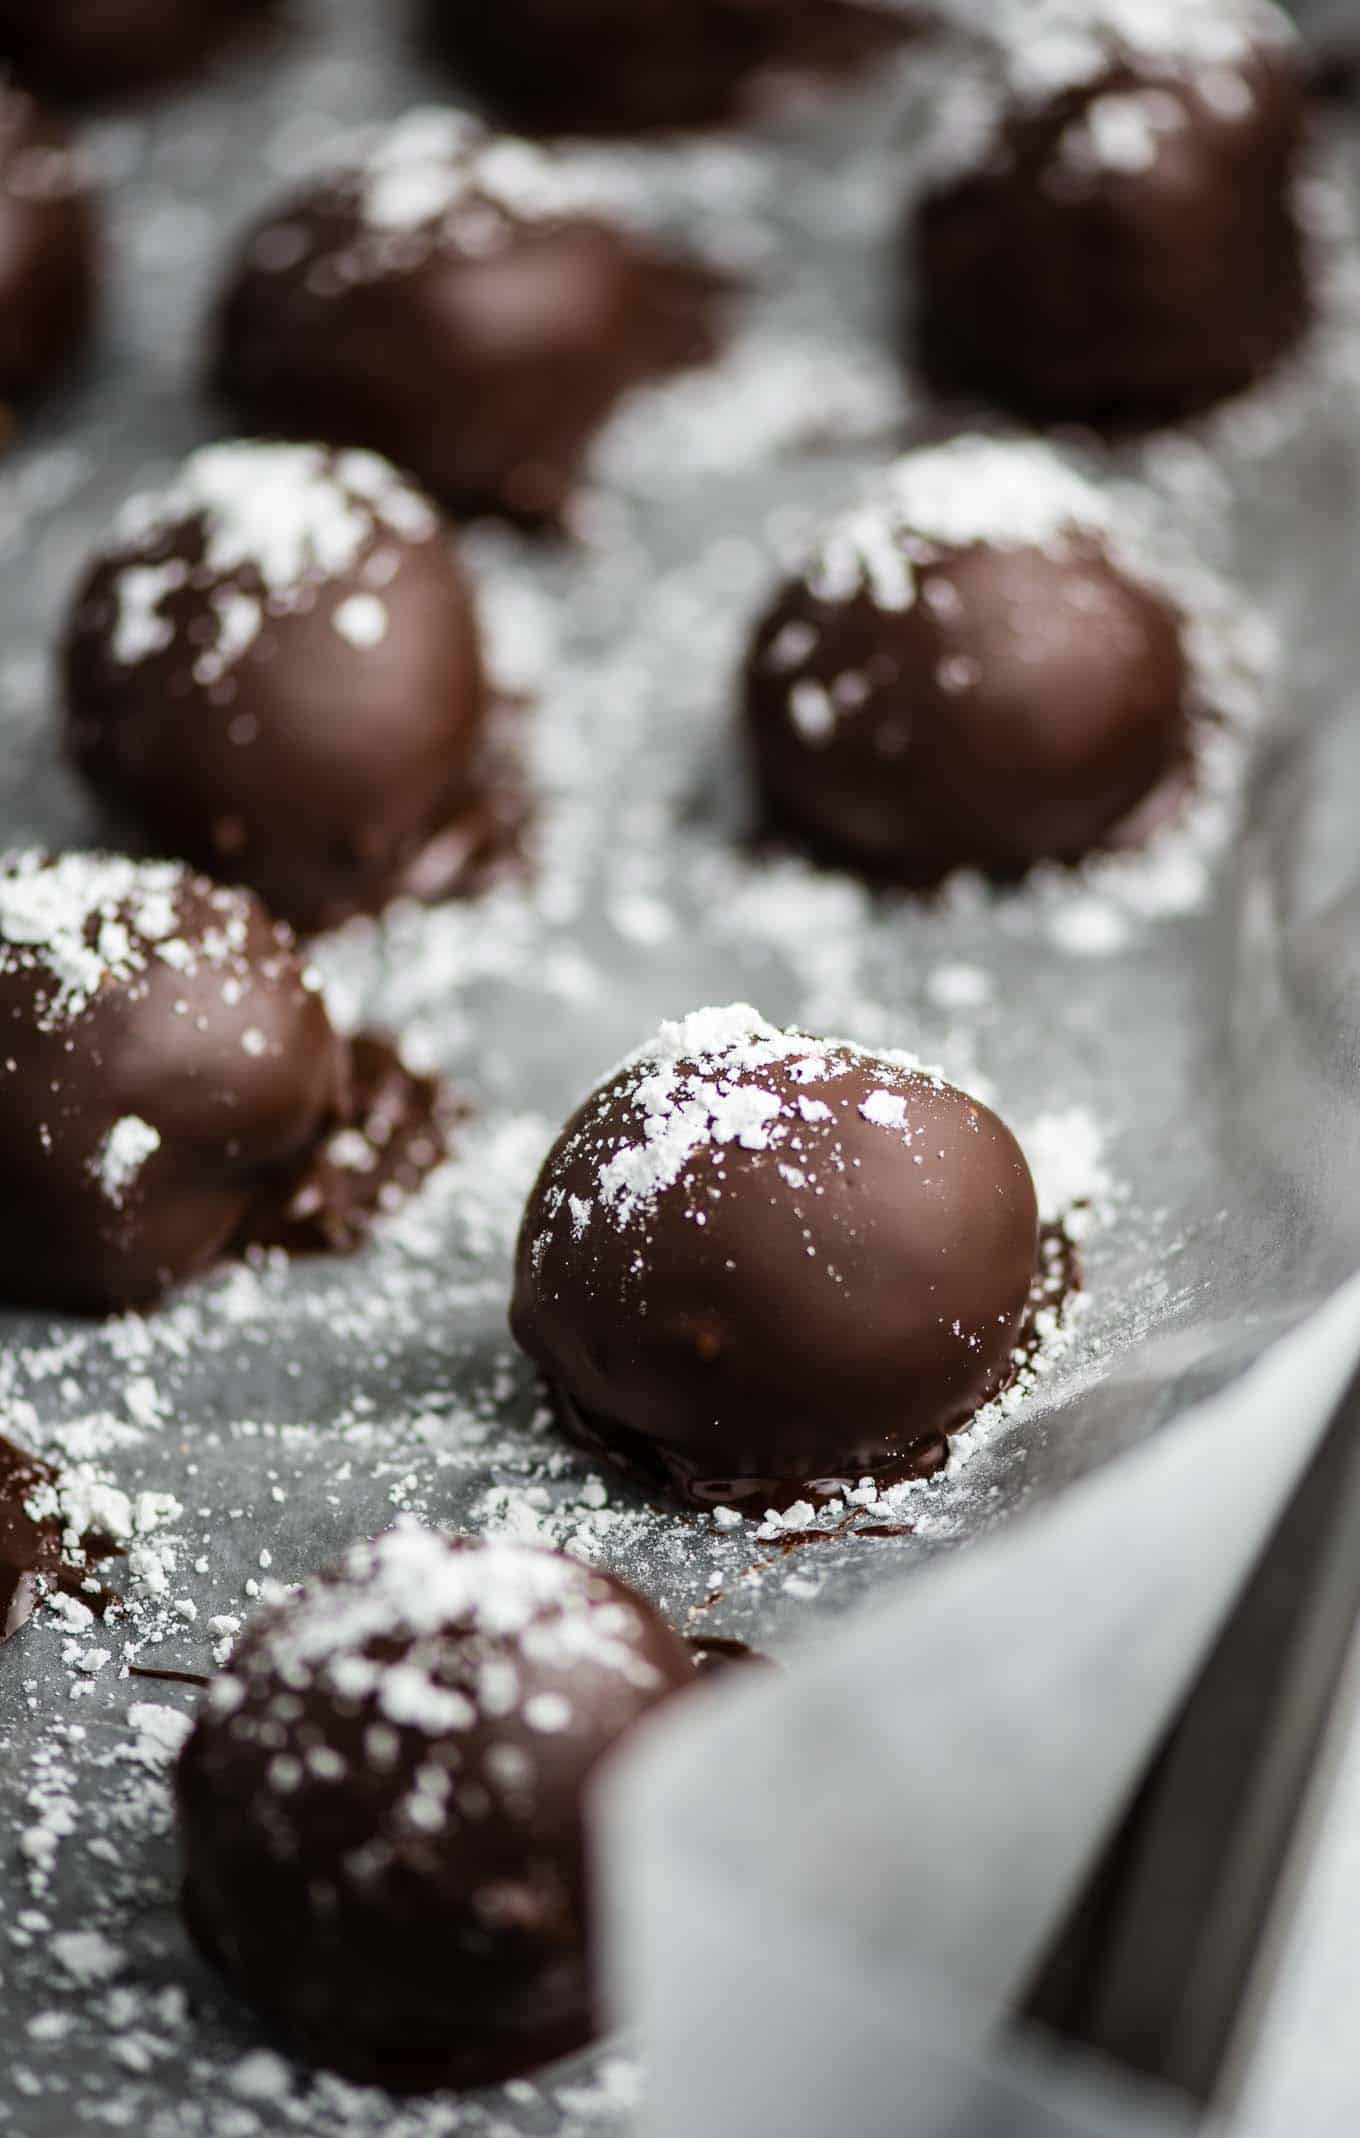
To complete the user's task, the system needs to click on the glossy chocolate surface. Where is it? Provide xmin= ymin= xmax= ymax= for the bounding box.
xmin=65 ymin=442 xmax=489 ymax=936
xmin=910 ymin=12 xmax=1309 ymax=429
xmin=511 ymin=1005 xmax=1041 ymax=1504
xmin=743 ymin=439 xmax=1192 ymax=884
xmin=211 ymin=109 xmax=723 ymax=523
xmin=176 ymin=1529 xmax=694 ymax=2090
xmin=0 ymin=850 xmax=448 ymax=1314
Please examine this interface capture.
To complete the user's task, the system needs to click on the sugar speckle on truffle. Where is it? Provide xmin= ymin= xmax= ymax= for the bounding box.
xmin=333 ymin=592 xmax=388 ymax=649
xmin=90 ymin=1117 xmax=161 ymax=1209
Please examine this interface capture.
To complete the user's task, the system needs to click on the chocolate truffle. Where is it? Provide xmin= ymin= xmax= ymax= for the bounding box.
xmin=177 ymin=1528 xmax=693 ymax=2090
xmin=909 ymin=0 xmax=1309 ymax=430
xmin=0 ymin=850 xmax=349 ymax=1313
xmin=743 ymin=437 xmax=1192 ymax=884
xmin=511 ymin=1004 xmax=1040 ymax=1506
xmin=64 ymin=442 xmax=488 ymax=935
xmin=0 ymin=84 xmax=95 ymax=402
xmin=0 ymin=0 xmax=269 ymax=103
xmin=422 ymin=0 xmax=915 ymax=138
xmin=210 ymin=109 xmax=723 ymax=522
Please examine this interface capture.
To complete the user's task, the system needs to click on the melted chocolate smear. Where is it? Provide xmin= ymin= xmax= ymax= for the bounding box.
xmin=550 ymin=1386 xmax=953 ymax=1516
xmin=687 ymin=1634 xmax=772 ymax=1678
xmin=551 ymin=1220 xmax=1080 ymax=1513
xmin=129 ymin=1664 xmax=210 ymax=1689
xmin=240 ymin=1030 xmax=462 ymax=1258
xmin=0 ymin=1432 xmax=120 ymax=1643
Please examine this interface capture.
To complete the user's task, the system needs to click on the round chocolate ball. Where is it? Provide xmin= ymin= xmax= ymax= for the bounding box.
xmin=743 ymin=437 xmax=1191 ymax=884
xmin=0 ymin=850 xmax=344 ymax=1314
xmin=0 ymin=0 xmax=269 ymax=102
xmin=511 ymin=1005 xmax=1040 ymax=1505
xmin=422 ymin=0 xmax=914 ymax=138
xmin=910 ymin=0 xmax=1309 ymax=429
xmin=0 ymin=84 xmax=95 ymax=401
xmin=64 ymin=441 xmax=487 ymax=935
xmin=177 ymin=1528 xmax=693 ymax=2091
xmin=210 ymin=109 xmax=722 ymax=523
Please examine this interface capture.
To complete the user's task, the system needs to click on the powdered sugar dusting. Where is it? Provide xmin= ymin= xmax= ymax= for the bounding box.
xmin=208 ymin=1526 xmax=670 ymax=1814
xmin=806 ymin=437 xmax=1115 ymax=615
xmin=107 ymin=442 xmax=437 ymax=680
xmin=0 ymin=852 xmax=253 ymax=1030
xmin=555 ymin=1004 xmax=947 ymax=1234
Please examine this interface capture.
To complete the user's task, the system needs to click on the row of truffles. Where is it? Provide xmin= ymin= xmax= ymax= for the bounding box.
xmin=0 ymin=871 xmax=1049 ymax=1508
xmin=59 ymin=432 xmax=1223 ymax=927
xmin=0 ymin=996 xmax=1057 ymax=2092
xmin=0 ymin=0 xmax=1315 ymax=486
xmin=172 ymin=993 xmax=1054 ymax=2085
xmin=0 ymin=437 xmax=1143 ymax=1330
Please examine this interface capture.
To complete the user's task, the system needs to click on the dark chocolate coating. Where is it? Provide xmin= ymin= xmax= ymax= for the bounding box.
xmin=422 ymin=0 xmax=916 ymax=137
xmin=64 ymin=442 xmax=488 ymax=935
xmin=744 ymin=519 xmax=1191 ymax=883
xmin=210 ymin=114 xmax=722 ymax=522
xmin=0 ymin=1431 xmax=117 ymax=1641
xmin=176 ymin=1530 xmax=693 ymax=2091
xmin=0 ymin=851 xmax=345 ymax=1314
xmin=0 ymin=0 xmax=270 ymax=103
xmin=0 ymin=85 xmax=95 ymax=400
xmin=511 ymin=1008 xmax=1040 ymax=1504
xmin=910 ymin=32 xmax=1309 ymax=429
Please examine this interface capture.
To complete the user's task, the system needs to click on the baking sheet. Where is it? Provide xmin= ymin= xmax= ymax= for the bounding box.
xmin=1 ymin=3 xmax=1359 ymax=2133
